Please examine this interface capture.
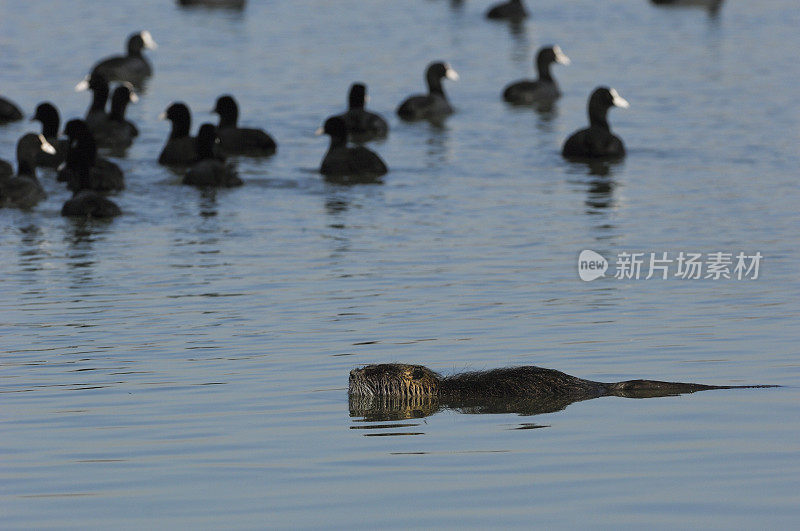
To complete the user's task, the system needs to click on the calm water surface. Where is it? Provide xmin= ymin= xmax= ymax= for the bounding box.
xmin=1 ymin=0 xmax=798 ymax=528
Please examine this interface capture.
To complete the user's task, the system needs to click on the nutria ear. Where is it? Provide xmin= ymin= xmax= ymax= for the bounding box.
xmin=412 ymin=368 xmax=425 ymax=380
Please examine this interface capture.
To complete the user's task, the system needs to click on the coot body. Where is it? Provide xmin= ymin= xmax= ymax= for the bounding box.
xmin=0 ymin=95 xmax=24 ymax=124
xmin=32 ymin=102 xmax=69 ymax=168
xmin=486 ymin=0 xmax=528 ymax=20
xmin=331 ymin=83 xmax=388 ymax=143
xmin=183 ymin=123 xmax=242 ymax=187
xmin=397 ymin=62 xmax=459 ymax=122
xmin=76 ymin=72 xmax=111 ymax=132
xmin=60 ymin=119 xmax=125 ymax=191
xmin=92 ymin=85 xmax=139 ymax=148
xmin=87 ymin=31 xmax=157 ymax=87
xmin=212 ymin=95 xmax=276 ymax=156
xmin=317 ymin=116 xmax=387 ymax=181
xmin=159 ymin=102 xmax=198 ymax=166
xmin=503 ymin=46 xmax=570 ymax=106
xmin=562 ymin=87 xmax=629 ymax=160
xmin=0 ymin=134 xmax=55 ymax=209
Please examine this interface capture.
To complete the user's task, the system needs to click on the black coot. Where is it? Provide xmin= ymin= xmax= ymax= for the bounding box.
xmin=562 ymin=87 xmax=629 ymax=160
xmin=330 ymin=83 xmax=389 ymax=143
xmin=0 ymin=134 xmax=55 ymax=209
xmin=60 ymin=120 xmax=122 ymax=218
xmin=316 ymin=116 xmax=387 ymax=181
xmin=60 ymin=119 xmax=125 ymax=191
xmin=91 ymin=85 xmax=139 ymax=148
xmin=183 ymin=124 xmax=242 ymax=187
xmin=32 ymin=102 xmax=69 ymax=168
xmin=486 ymin=0 xmax=528 ymax=20
xmin=0 ymin=95 xmax=24 ymax=124
xmin=212 ymin=95 xmax=277 ymax=156
xmin=76 ymin=72 xmax=111 ymax=131
xmin=159 ymin=102 xmax=198 ymax=166
xmin=86 ymin=31 xmax=157 ymax=87
xmin=502 ymin=45 xmax=570 ymax=106
xmin=397 ymin=62 xmax=459 ymax=122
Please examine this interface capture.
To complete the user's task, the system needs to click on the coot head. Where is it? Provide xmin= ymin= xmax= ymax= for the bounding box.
xmin=32 ymin=102 xmax=61 ymax=137
xmin=109 ymin=84 xmax=138 ymax=119
xmin=590 ymin=86 xmax=629 ymax=114
xmin=427 ymin=62 xmax=460 ymax=84
xmin=348 ymin=83 xmax=367 ymax=110
xmin=160 ymin=101 xmax=192 ymax=136
xmin=128 ymin=31 xmax=158 ymax=54
xmin=62 ymin=119 xmax=97 ymax=168
xmin=160 ymin=101 xmax=191 ymax=123
xmin=17 ymin=133 xmax=56 ymax=171
xmin=63 ymin=118 xmax=93 ymax=140
xmin=316 ymin=116 xmax=348 ymax=143
xmin=212 ymin=95 xmax=239 ymax=127
xmin=538 ymin=45 xmax=571 ymax=68
xmin=75 ymin=71 xmax=110 ymax=94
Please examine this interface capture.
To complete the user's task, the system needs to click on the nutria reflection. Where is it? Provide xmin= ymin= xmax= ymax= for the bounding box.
xmin=348 ymin=363 xmax=775 ymax=420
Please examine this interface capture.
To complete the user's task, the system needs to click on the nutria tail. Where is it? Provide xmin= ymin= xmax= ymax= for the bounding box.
xmin=608 ymin=379 xmax=779 ymax=399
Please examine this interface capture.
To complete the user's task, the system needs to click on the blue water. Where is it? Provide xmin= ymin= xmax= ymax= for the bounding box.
xmin=1 ymin=0 xmax=798 ymax=528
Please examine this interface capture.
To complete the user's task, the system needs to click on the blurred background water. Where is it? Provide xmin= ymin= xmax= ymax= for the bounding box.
xmin=1 ymin=0 xmax=798 ymax=528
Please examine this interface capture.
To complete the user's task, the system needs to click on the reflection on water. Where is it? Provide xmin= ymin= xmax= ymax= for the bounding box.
xmin=63 ymin=221 xmax=98 ymax=287
xmin=348 ymin=379 xmax=739 ymax=426
xmin=197 ymin=188 xmax=219 ymax=218
xmin=449 ymin=0 xmax=464 ymax=11
xmin=506 ymin=21 xmax=532 ymax=64
xmin=534 ymin=104 xmax=558 ymax=129
xmin=17 ymin=224 xmax=46 ymax=272
xmin=424 ymin=126 xmax=453 ymax=166
xmin=324 ymin=196 xmax=349 ymax=217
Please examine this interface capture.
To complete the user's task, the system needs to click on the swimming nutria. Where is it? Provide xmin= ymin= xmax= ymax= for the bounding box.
xmin=348 ymin=363 xmax=775 ymax=420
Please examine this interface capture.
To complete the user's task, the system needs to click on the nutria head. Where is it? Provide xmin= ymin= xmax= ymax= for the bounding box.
xmin=348 ymin=364 xmax=441 ymax=398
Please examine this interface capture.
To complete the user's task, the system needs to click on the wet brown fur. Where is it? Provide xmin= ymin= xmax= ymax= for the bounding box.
xmin=349 ymin=363 xmax=773 ymax=401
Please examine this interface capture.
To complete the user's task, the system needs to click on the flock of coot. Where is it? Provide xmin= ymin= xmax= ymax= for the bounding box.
xmin=0 ymin=0 xmax=721 ymax=218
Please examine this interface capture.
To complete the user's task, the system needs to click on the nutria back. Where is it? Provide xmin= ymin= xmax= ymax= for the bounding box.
xmin=440 ymin=366 xmax=609 ymax=399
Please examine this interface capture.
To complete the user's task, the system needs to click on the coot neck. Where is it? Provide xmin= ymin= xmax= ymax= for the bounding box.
xmin=218 ymin=108 xmax=238 ymax=129
xmin=69 ymin=134 xmax=98 ymax=169
xmin=40 ymin=114 xmax=60 ymax=139
xmin=348 ymin=93 xmax=365 ymax=110
xmin=90 ymin=84 xmax=109 ymax=113
xmin=109 ymin=96 xmax=129 ymax=122
xmin=588 ymin=105 xmax=610 ymax=131
xmin=170 ymin=115 xmax=191 ymax=139
xmin=536 ymin=56 xmax=554 ymax=83
xmin=127 ymin=40 xmax=143 ymax=58
xmin=328 ymin=133 xmax=347 ymax=149
xmin=196 ymin=133 xmax=216 ymax=160
xmin=17 ymin=158 xmax=37 ymax=179
xmin=427 ymin=73 xmax=446 ymax=98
